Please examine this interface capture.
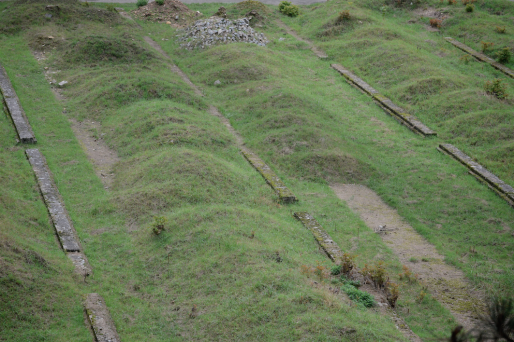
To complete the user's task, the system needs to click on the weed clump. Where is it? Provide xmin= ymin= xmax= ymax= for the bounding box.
xmin=496 ymin=48 xmax=511 ymax=64
xmin=495 ymin=26 xmax=506 ymax=34
xmin=279 ymin=1 xmax=299 ymax=17
xmin=484 ymin=79 xmax=508 ymax=99
xmin=481 ymin=41 xmax=494 ymax=53
xmin=430 ymin=18 xmax=442 ymax=28
xmin=151 ymin=216 xmax=167 ymax=235
xmin=342 ymin=284 xmax=376 ymax=308
xmin=337 ymin=10 xmax=351 ymax=23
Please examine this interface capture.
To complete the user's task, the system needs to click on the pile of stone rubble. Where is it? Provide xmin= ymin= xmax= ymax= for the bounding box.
xmin=177 ymin=17 xmax=269 ymax=50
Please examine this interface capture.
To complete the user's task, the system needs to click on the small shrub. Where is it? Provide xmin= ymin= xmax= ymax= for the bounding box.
xmin=398 ymin=265 xmax=418 ymax=283
xmin=385 ymin=282 xmax=400 ymax=308
xmin=484 ymin=79 xmax=508 ymax=99
xmin=481 ymin=41 xmax=494 ymax=53
xmin=417 ymin=290 xmax=427 ymax=303
xmin=136 ymin=0 xmax=148 ymax=8
xmin=340 ymin=253 xmax=357 ymax=276
xmin=106 ymin=4 xmax=117 ymax=12
xmin=495 ymin=26 xmax=506 ymax=34
xmin=337 ymin=10 xmax=351 ymax=22
xmin=465 ymin=4 xmax=474 ymax=12
xmin=314 ymin=263 xmax=326 ymax=282
xmin=156 ymin=0 xmax=165 ymax=5
xmin=331 ymin=265 xmax=342 ymax=275
xmin=342 ymin=284 xmax=376 ymax=308
xmin=151 ymin=216 xmax=167 ymax=235
xmin=279 ymin=1 xmax=299 ymax=17
xmin=361 ymin=261 xmax=387 ymax=288
xmin=430 ymin=18 xmax=442 ymax=28
xmin=460 ymin=54 xmax=472 ymax=64
xmin=497 ymin=47 xmax=511 ymax=64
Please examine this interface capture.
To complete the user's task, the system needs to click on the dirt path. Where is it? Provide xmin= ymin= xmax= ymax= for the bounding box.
xmin=330 ymin=183 xmax=484 ymax=330
xmin=69 ymin=119 xmax=120 ymax=189
xmin=275 ymin=19 xmax=328 ymax=58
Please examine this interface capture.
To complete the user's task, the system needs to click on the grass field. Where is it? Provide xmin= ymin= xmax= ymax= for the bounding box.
xmin=0 ymin=0 xmax=513 ymax=340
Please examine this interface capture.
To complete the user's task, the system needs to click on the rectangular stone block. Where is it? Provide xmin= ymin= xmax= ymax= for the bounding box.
xmin=294 ymin=212 xmax=343 ymax=262
xmin=241 ymin=149 xmax=297 ymax=203
xmin=0 ymin=65 xmax=37 ymax=143
xmin=85 ymin=293 xmax=121 ymax=342
xmin=438 ymin=143 xmax=514 ymax=207
xmin=445 ymin=37 xmax=514 ymax=79
xmin=25 ymin=149 xmax=81 ymax=251
xmin=331 ymin=64 xmax=436 ymax=136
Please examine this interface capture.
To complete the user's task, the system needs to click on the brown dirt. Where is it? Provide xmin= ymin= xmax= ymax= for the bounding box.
xmin=69 ymin=119 xmax=119 ymax=189
xmin=132 ymin=0 xmax=198 ymax=27
xmin=330 ymin=183 xmax=485 ymax=331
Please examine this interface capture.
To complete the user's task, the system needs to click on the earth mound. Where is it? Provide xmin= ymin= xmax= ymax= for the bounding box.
xmin=132 ymin=0 xmax=197 ymax=26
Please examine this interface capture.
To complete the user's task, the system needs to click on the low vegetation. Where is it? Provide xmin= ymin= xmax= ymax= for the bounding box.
xmin=1 ymin=0 xmax=514 ymax=340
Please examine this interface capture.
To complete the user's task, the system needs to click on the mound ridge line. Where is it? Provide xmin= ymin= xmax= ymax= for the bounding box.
xmin=438 ymin=143 xmax=514 ymax=207
xmin=445 ymin=37 xmax=514 ymax=79
xmin=331 ymin=64 xmax=436 ymax=136
xmin=143 ymin=35 xmax=297 ymax=202
xmin=0 ymin=64 xmax=37 ymax=143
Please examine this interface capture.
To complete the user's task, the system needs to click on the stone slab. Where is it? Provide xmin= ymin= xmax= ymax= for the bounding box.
xmin=438 ymin=143 xmax=514 ymax=207
xmin=25 ymin=149 xmax=81 ymax=252
xmin=85 ymin=293 xmax=121 ymax=342
xmin=0 ymin=65 xmax=37 ymax=143
xmin=293 ymin=212 xmax=343 ymax=262
xmin=331 ymin=64 xmax=436 ymax=136
xmin=445 ymin=37 xmax=514 ymax=79
xmin=241 ymin=149 xmax=297 ymax=203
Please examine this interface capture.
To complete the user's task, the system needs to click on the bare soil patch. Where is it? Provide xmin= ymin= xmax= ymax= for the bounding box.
xmin=69 ymin=119 xmax=119 ymax=189
xmin=330 ymin=183 xmax=485 ymax=330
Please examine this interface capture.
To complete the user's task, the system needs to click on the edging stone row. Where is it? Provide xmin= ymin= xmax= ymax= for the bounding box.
xmin=293 ymin=212 xmax=343 ymax=261
xmin=0 ymin=64 xmax=37 ymax=143
xmin=331 ymin=64 xmax=437 ymax=137
xmin=438 ymin=144 xmax=514 ymax=207
xmin=445 ymin=37 xmax=514 ymax=79
xmin=242 ymin=149 xmax=297 ymax=203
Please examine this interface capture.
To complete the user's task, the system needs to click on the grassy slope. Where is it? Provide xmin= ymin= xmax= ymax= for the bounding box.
xmin=145 ymin=0 xmax=514 ymax=331
xmin=0 ymin=1 xmax=433 ymax=341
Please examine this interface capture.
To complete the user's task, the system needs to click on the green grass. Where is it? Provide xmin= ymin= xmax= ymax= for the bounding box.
xmin=1 ymin=0 xmax=513 ymax=340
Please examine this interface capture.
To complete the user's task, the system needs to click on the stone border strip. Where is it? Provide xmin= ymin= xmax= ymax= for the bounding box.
xmin=143 ymin=36 xmax=298 ymax=203
xmin=0 ymin=64 xmax=37 ymax=143
xmin=85 ymin=293 xmax=121 ymax=342
xmin=25 ymin=149 xmax=81 ymax=252
xmin=242 ymin=149 xmax=297 ymax=203
xmin=445 ymin=37 xmax=514 ymax=79
xmin=438 ymin=143 xmax=514 ymax=207
xmin=331 ymin=64 xmax=437 ymax=137
xmin=293 ymin=212 xmax=343 ymax=261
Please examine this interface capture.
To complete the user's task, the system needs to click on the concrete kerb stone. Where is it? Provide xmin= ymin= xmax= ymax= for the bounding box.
xmin=438 ymin=143 xmax=514 ymax=207
xmin=84 ymin=293 xmax=121 ymax=342
xmin=445 ymin=37 xmax=514 ymax=79
xmin=0 ymin=64 xmax=37 ymax=143
xmin=331 ymin=64 xmax=437 ymax=136
xmin=293 ymin=212 xmax=343 ymax=262
xmin=25 ymin=149 xmax=82 ymax=252
xmin=242 ymin=149 xmax=297 ymax=203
